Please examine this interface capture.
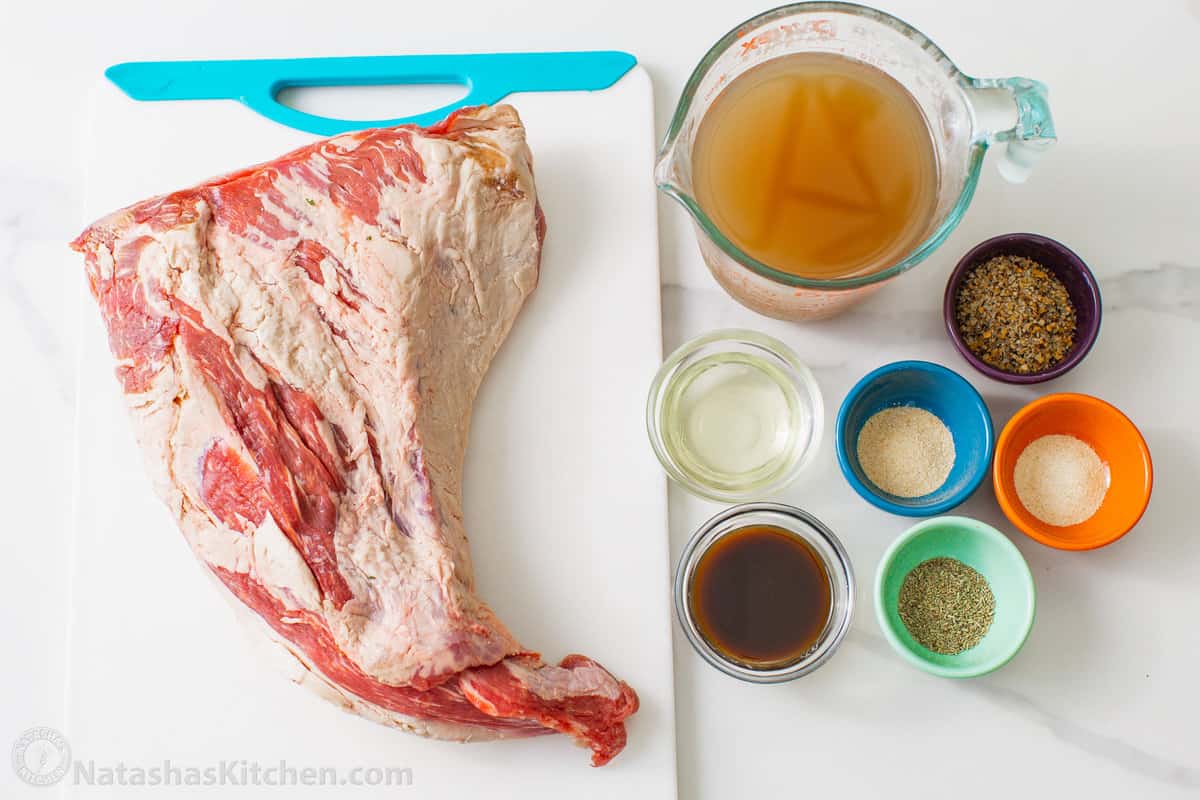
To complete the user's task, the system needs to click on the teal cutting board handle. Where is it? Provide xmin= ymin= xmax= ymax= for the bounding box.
xmin=105 ymin=51 xmax=637 ymax=136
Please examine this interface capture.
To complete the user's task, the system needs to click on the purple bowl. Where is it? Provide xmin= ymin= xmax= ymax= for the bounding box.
xmin=943 ymin=233 xmax=1102 ymax=384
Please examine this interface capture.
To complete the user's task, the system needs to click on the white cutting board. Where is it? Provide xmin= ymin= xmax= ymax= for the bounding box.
xmin=67 ymin=65 xmax=675 ymax=798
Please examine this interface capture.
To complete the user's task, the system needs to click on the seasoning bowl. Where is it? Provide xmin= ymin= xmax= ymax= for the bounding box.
xmin=943 ymin=233 xmax=1102 ymax=384
xmin=674 ymin=503 xmax=854 ymax=683
xmin=646 ymin=329 xmax=823 ymax=502
xmin=835 ymin=361 xmax=994 ymax=516
xmin=993 ymin=393 xmax=1153 ymax=550
xmin=875 ymin=516 xmax=1036 ymax=678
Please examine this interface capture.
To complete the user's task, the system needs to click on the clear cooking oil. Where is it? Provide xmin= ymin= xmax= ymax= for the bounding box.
xmin=660 ymin=352 xmax=807 ymax=492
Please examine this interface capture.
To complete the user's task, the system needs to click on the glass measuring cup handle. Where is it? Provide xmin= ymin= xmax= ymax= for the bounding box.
xmin=965 ymin=77 xmax=1057 ymax=184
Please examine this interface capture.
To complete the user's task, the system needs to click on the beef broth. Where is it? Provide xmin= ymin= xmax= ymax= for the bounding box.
xmin=692 ymin=52 xmax=938 ymax=280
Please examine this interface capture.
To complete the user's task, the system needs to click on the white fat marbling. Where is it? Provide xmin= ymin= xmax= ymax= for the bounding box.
xmin=2 ymin=1 xmax=1197 ymax=798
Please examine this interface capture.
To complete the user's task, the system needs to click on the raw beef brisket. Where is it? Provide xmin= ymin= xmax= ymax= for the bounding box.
xmin=71 ymin=104 xmax=637 ymax=765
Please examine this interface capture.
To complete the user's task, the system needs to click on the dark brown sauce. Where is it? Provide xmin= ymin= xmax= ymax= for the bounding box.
xmin=690 ymin=524 xmax=831 ymax=667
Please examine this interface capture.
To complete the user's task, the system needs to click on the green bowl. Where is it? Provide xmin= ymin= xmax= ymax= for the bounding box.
xmin=874 ymin=516 xmax=1036 ymax=678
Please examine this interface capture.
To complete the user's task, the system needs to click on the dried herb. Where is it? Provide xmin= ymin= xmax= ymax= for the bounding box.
xmin=897 ymin=557 xmax=994 ymax=655
xmin=955 ymin=255 xmax=1076 ymax=374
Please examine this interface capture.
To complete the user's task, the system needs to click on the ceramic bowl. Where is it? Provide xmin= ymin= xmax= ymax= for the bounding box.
xmin=875 ymin=516 xmax=1036 ymax=678
xmin=943 ymin=233 xmax=1101 ymax=384
xmin=835 ymin=361 xmax=993 ymax=516
xmin=993 ymin=393 xmax=1153 ymax=550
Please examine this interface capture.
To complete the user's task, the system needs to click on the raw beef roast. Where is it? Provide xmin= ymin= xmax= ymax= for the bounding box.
xmin=71 ymin=104 xmax=637 ymax=765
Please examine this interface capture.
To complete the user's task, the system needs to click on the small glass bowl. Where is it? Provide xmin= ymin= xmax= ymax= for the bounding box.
xmin=674 ymin=503 xmax=855 ymax=683
xmin=646 ymin=329 xmax=823 ymax=502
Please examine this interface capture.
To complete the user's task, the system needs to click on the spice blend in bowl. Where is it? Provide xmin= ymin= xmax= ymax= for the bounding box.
xmin=836 ymin=361 xmax=993 ymax=516
xmin=875 ymin=516 xmax=1035 ymax=678
xmin=954 ymin=254 xmax=1076 ymax=375
xmin=994 ymin=393 xmax=1152 ymax=550
xmin=944 ymin=234 xmax=1102 ymax=384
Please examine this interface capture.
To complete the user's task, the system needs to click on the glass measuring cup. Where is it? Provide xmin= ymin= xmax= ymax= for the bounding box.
xmin=655 ymin=2 xmax=1056 ymax=320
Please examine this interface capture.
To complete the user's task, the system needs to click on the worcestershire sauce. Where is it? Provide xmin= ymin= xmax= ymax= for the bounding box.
xmin=690 ymin=525 xmax=831 ymax=667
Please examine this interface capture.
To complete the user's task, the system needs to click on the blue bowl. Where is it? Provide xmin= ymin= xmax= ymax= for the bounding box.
xmin=836 ymin=361 xmax=994 ymax=516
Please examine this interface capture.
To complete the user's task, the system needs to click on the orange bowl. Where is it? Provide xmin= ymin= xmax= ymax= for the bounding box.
xmin=993 ymin=394 xmax=1152 ymax=550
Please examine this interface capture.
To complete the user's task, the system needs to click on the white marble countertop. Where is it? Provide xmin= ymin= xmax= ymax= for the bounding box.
xmin=3 ymin=1 xmax=1197 ymax=797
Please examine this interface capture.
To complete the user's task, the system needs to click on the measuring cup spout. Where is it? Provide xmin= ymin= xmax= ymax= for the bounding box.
xmin=654 ymin=139 xmax=692 ymax=202
xmin=966 ymin=76 xmax=1057 ymax=183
